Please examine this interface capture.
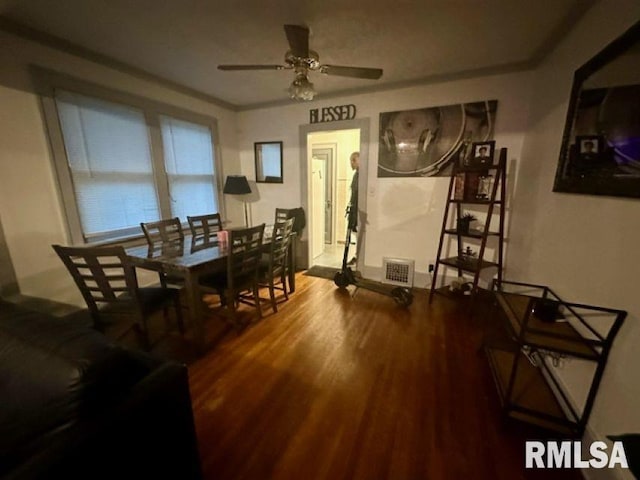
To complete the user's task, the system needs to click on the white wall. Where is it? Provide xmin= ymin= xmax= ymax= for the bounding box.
xmin=4 ymin=8 xmax=637 ymax=464
xmin=0 ymin=30 xmax=239 ymax=305
xmin=238 ymin=70 xmax=534 ymax=284
xmin=506 ymin=1 xmax=640 ymax=476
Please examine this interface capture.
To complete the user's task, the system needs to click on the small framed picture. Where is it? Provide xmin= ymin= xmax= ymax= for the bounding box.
xmin=471 ymin=140 xmax=495 ymax=166
xmin=575 ymin=135 xmax=602 ymax=157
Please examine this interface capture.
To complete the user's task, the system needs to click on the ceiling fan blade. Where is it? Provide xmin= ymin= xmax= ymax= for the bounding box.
xmin=284 ymin=24 xmax=309 ymax=58
xmin=320 ymin=65 xmax=383 ymax=80
xmin=218 ymin=64 xmax=286 ymax=71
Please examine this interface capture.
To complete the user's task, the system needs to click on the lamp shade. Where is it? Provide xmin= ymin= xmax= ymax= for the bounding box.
xmin=223 ymin=175 xmax=251 ymax=195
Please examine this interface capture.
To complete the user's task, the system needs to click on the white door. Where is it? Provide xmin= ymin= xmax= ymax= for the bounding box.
xmin=312 ymin=148 xmax=334 ymax=244
xmin=311 ymin=157 xmax=326 ymax=259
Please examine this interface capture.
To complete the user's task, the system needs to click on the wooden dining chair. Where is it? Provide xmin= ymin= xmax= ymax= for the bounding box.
xmin=187 ymin=213 xmax=223 ymax=240
xmin=140 ymin=218 xmax=185 ymax=287
xmin=258 ymin=217 xmax=294 ymax=313
xmin=53 ymin=244 xmax=184 ymax=350
xmin=274 ymin=207 xmax=303 ymax=292
xmin=199 ymin=224 xmax=265 ymax=326
xmin=141 ymin=217 xmax=184 ymax=246
xmin=275 ymin=208 xmax=293 ymax=224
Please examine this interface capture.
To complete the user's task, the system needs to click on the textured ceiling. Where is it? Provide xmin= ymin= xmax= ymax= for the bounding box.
xmin=0 ymin=0 xmax=591 ymax=109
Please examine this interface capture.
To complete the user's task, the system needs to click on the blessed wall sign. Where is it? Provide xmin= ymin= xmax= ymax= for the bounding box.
xmin=309 ymin=104 xmax=356 ymax=124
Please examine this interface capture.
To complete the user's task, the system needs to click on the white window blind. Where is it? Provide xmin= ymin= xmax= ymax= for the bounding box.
xmin=55 ymin=91 xmax=159 ymax=240
xmin=160 ymin=115 xmax=217 ymax=220
xmin=50 ymin=86 xmax=221 ymax=244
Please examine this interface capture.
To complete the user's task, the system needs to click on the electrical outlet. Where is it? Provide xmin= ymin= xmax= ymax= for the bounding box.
xmin=428 ymin=263 xmax=434 ymax=273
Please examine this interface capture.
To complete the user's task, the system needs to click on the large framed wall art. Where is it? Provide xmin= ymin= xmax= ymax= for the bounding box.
xmin=378 ymin=100 xmax=497 ymax=178
xmin=554 ymin=21 xmax=640 ymax=198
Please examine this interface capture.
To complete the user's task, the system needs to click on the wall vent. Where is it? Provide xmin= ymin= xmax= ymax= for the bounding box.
xmin=382 ymin=257 xmax=415 ymax=287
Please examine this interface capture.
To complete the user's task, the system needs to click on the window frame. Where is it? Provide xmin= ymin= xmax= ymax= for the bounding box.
xmin=34 ymin=67 xmax=224 ymax=245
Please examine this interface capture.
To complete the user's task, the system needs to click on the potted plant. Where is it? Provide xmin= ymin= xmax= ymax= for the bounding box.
xmin=456 ymin=213 xmax=476 ymax=234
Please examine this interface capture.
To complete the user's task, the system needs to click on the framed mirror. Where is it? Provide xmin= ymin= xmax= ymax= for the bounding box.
xmin=255 ymin=141 xmax=283 ymax=183
xmin=553 ymin=21 xmax=640 ymax=198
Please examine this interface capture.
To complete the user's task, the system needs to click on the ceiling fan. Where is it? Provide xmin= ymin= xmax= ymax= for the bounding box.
xmin=218 ymin=24 xmax=383 ymax=101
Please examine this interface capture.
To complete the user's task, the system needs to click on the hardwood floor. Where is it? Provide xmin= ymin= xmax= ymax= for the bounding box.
xmin=187 ymin=274 xmax=582 ymax=480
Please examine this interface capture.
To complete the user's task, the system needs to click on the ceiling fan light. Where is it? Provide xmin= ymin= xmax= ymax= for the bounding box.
xmin=288 ymin=74 xmax=316 ymax=101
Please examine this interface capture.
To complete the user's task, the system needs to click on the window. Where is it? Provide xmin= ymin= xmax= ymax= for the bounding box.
xmin=160 ymin=115 xmax=218 ymax=220
xmin=56 ymin=92 xmax=160 ymax=239
xmin=45 ymin=84 xmax=221 ymax=244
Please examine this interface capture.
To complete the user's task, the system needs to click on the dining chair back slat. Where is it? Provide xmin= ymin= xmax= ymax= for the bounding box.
xmin=272 ymin=219 xmax=294 ymax=264
xmin=199 ymin=224 xmax=265 ymax=327
xmin=187 ymin=213 xmax=223 ymax=240
xmin=259 ymin=218 xmax=294 ymax=313
xmin=53 ymin=244 xmax=184 ymax=349
xmin=140 ymin=218 xmax=185 ymax=287
xmin=227 ymin=224 xmax=265 ymax=290
xmin=275 ymin=208 xmax=292 ymax=224
xmin=54 ymin=245 xmax=139 ymax=311
xmin=140 ymin=218 xmax=184 ymax=248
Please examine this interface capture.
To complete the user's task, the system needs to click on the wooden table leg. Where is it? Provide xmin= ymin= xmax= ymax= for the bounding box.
xmin=184 ymin=272 xmax=206 ymax=355
xmin=288 ymin=237 xmax=296 ymax=293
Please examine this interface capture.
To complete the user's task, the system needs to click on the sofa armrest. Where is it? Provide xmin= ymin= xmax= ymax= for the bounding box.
xmin=5 ymin=360 xmax=201 ymax=480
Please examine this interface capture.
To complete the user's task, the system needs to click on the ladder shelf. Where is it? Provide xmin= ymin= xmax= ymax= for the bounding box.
xmin=429 ymin=147 xmax=507 ymax=304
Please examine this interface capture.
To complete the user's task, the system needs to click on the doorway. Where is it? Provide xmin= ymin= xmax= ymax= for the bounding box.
xmin=308 ymin=129 xmax=360 ymax=268
xmin=299 ymin=118 xmax=370 ymax=272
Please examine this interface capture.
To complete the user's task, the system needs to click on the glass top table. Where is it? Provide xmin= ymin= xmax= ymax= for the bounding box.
xmin=125 ymin=234 xmax=296 ymax=353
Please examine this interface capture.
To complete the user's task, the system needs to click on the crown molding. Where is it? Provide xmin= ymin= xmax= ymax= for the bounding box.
xmin=1 ymin=1 xmax=593 ymax=113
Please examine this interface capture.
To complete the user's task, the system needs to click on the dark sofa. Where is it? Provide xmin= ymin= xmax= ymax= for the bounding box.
xmin=0 ymin=300 xmax=202 ymax=479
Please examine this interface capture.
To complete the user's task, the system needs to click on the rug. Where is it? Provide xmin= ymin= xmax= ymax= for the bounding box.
xmin=303 ymin=265 xmax=339 ymax=281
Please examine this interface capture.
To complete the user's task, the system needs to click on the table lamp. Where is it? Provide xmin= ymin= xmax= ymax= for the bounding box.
xmin=223 ymin=175 xmax=252 ymax=227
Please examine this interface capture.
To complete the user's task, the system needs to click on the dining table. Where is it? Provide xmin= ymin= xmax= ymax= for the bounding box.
xmin=125 ymin=233 xmax=296 ymax=354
